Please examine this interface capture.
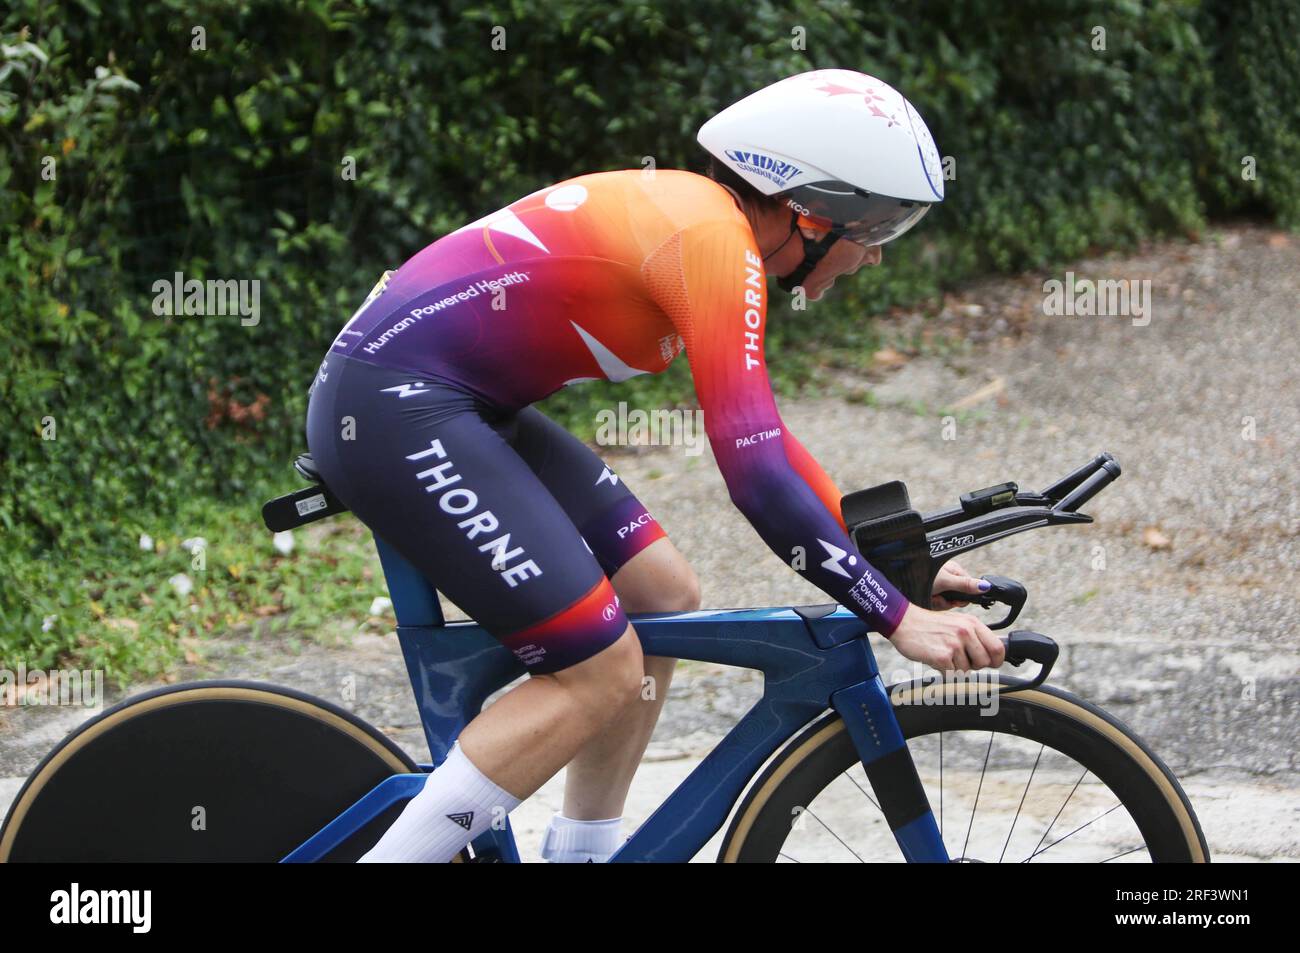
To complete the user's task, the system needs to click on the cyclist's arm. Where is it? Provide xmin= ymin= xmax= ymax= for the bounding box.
xmin=780 ymin=428 xmax=848 ymax=532
xmin=643 ymin=220 xmax=908 ymax=635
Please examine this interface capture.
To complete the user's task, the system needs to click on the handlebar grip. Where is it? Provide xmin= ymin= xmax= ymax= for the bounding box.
xmin=1055 ymin=458 xmax=1121 ymax=513
xmin=1042 ymin=451 xmax=1119 ymax=503
xmin=939 ymin=575 xmax=1026 ymax=629
xmin=1000 ymin=630 xmax=1057 ymax=667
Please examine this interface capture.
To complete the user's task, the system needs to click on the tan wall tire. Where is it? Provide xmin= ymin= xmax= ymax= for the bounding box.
xmin=719 ymin=681 xmax=1209 ymax=863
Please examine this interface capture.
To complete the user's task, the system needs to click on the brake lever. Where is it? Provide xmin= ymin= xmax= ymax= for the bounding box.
xmin=996 ymin=630 xmax=1058 ymax=692
xmin=937 ymin=574 xmax=1026 ymax=629
xmin=908 ymin=629 xmax=1058 ymax=696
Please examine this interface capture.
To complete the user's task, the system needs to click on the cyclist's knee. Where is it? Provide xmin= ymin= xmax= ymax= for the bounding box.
xmin=671 ymin=570 xmax=702 ymax=613
xmin=645 ymin=573 xmax=700 ymax=613
xmin=613 ymin=540 xmax=702 ymax=613
xmin=549 ymin=625 xmax=644 ymax=721
xmin=590 ymin=626 xmax=646 ymax=706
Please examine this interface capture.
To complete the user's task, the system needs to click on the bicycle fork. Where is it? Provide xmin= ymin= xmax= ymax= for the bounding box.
xmin=831 ymin=677 xmax=950 ymax=862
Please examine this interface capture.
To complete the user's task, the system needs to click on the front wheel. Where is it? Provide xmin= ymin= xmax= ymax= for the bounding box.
xmin=1 ymin=680 xmax=419 ymax=862
xmin=720 ymin=682 xmax=1209 ymax=863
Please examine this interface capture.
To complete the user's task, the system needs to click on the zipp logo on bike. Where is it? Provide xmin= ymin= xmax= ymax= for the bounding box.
xmin=930 ymin=535 xmax=974 ymax=556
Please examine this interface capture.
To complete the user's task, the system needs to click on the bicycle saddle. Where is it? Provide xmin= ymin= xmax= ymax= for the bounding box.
xmin=294 ymin=453 xmax=323 ymax=484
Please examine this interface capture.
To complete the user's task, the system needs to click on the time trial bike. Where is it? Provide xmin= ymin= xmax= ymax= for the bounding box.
xmin=0 ymin=450 xmax=1208 ymax=862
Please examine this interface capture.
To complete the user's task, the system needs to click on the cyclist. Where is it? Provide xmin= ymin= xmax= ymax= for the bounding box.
xmin=306 ymin=68 xmax=1005 ymax=863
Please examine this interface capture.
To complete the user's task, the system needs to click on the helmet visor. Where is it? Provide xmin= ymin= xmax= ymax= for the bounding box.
xmin=782 ymin=182 xmax=932 ymax=247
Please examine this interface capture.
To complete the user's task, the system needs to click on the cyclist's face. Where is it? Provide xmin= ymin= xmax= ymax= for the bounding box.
xmin=799 ymin=228 xmax=883 ymax=300
xmin=751 ymin=201 xmax=882 ymax=298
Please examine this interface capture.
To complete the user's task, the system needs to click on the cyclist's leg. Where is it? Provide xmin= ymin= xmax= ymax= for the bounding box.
xmin=503 ymin=407 xmax=697 ymax=604
xmin=559 ymin=541 xmax=696 ymax=818
xmin=505 ymin=408 xmax=701 ymax=831
xmin=306 ymin=355 xmax=645 ymax=861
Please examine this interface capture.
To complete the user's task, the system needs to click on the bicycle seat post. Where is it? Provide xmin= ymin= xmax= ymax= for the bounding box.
xmin=374 ymin=537 xmax=445 ymax=628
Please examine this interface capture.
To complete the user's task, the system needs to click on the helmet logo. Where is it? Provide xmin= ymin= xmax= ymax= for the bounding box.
xmin=813 ymin=80 xmax=903 ymax=128
xmin=724 ymin=149 xmax=802 ymax=188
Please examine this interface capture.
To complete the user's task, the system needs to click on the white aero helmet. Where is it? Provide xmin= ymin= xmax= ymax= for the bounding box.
xmin=698 ymin=69 xmax=944 ymax=290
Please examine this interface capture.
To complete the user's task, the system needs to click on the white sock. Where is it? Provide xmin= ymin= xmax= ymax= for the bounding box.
xmin=359 ymin=742 xmax=521 ymax=863
xmin=539 ymin=813 xmax=625 ymax=863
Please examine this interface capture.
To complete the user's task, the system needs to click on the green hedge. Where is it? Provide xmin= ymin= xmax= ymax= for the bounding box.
xmin=2 ymin=0 xmax=1297 ymax=672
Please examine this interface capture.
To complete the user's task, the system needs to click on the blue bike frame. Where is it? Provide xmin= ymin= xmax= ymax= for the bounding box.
xmin=281 ymin=536 xmax=950 ymax=863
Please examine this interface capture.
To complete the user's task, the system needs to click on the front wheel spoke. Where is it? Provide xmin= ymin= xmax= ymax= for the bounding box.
xmin=1026 ymin=802 xmax=1124 ymax=861
xmin=803 ymin=807 xmax=866 ymax=862
xmin=1100 ymin=844 xmax=1150 ymax=863
xmin=843 ymin=770 xmax=882 ymax=815
xmin=960 ymin=730 xmax=996 ymax=861
xmin=999 ymin=743 xmax=1045 ymax=864
xmin=1024 ymin=767 xmax=1088 ymax=862
xmin=939 ymin=731 xmax=944 ymax=838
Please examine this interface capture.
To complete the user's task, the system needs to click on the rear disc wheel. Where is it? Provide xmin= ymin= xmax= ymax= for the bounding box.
xmin=1 ymin=680 xmax=421 ymax=862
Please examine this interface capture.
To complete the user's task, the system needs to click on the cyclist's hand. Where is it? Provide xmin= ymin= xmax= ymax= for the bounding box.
xmin=888 ymin=602 xmax=1006 ymax=671
xmin=930 ymin=559 xmax=988 ymax=610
